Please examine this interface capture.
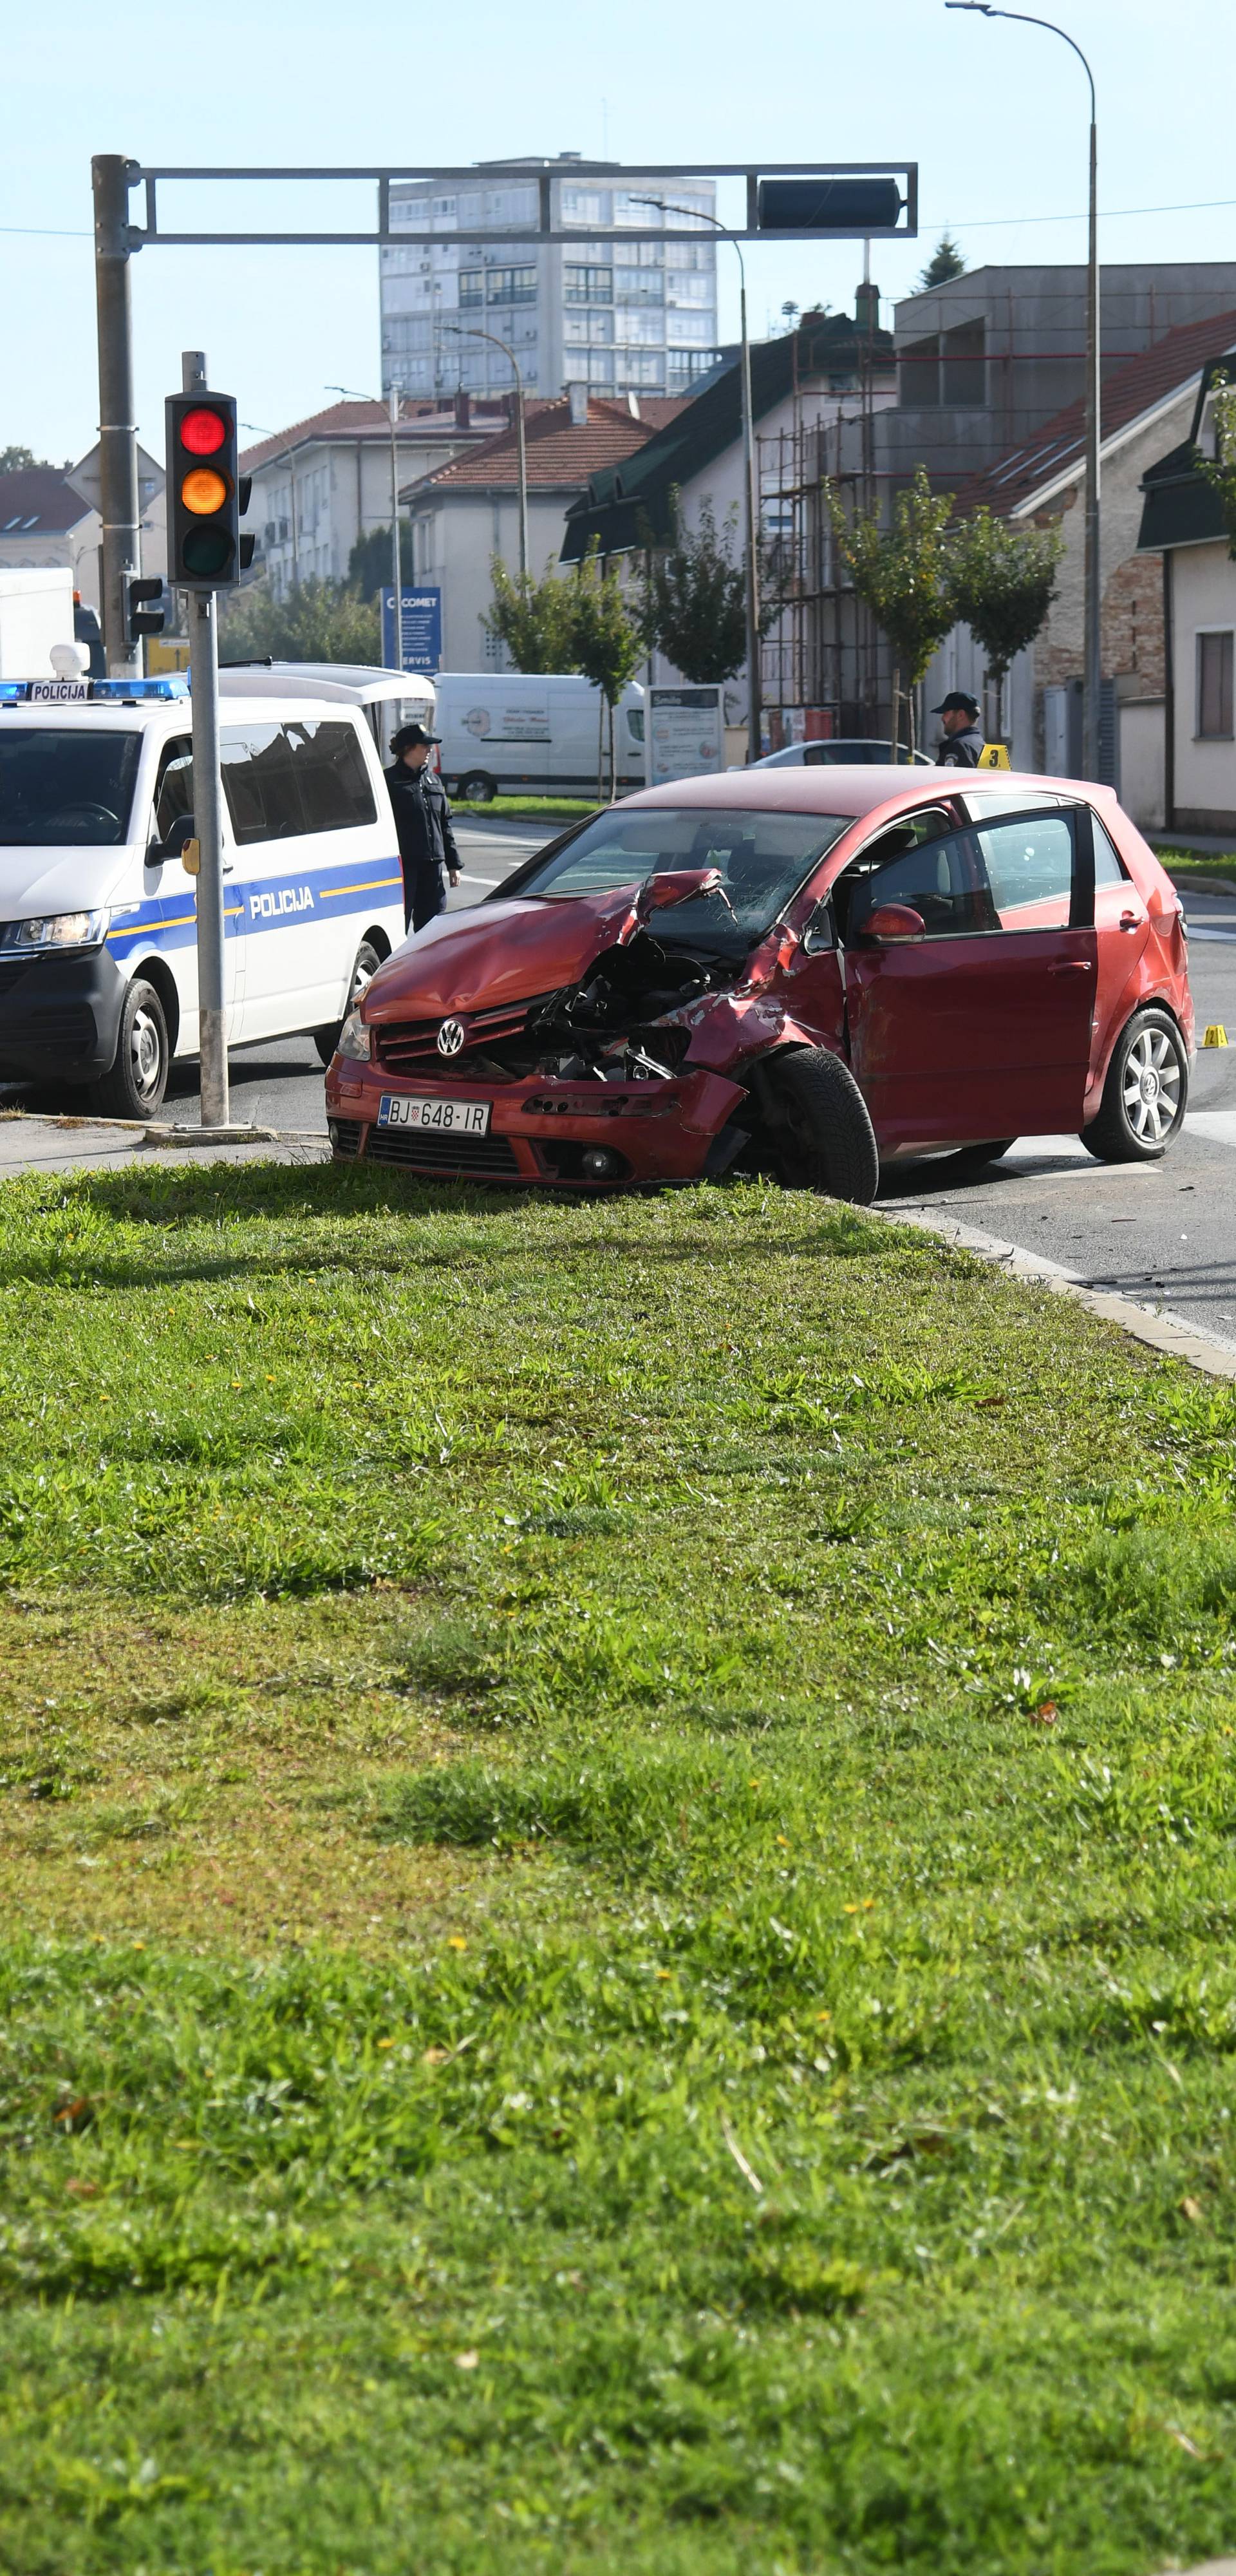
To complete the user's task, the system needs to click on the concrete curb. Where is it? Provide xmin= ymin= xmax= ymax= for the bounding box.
xmin=872 ymin=1201 xmax=1236 ymax=1382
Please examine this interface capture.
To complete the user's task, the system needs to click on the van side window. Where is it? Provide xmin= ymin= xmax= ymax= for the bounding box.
xmin=220 ymin=721 xmax=378 ymax=844
xmin=153 ymin=741 xmax=194 ymax=841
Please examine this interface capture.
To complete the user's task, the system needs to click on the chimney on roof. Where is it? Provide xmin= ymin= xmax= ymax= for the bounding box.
xmin=454 ymin=388 xmax=472 ymax=431
xmin=567 ymin=381 xmax=588 ymax=428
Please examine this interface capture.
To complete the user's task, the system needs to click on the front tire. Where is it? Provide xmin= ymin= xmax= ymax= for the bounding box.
xmin=1081 ymin=1005 xmax=1187 ymax=1162
xmin=89 ymin=978 xmax=169 ymax=1119
xmin=763 ymin=1047 xmax=880 ymax=1206
xmin=314 ymin=940 xmax=382 ymax=1068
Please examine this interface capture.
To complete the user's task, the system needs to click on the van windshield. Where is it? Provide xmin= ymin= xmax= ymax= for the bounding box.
xmin=0 ymin=728 xmax=142 ymax=846
xmin=505 ymin=805 xmax=852 ymax=958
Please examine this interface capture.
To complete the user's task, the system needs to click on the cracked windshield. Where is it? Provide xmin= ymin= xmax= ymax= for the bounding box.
xmin=511 ymin=807 xmax=852 ymax=952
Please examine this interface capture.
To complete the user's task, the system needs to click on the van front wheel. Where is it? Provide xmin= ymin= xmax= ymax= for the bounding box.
xmin=89 ymin=978 xmax=170 ymax=1120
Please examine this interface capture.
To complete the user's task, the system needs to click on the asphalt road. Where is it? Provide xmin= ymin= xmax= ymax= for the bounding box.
xmin=8 ymin=819 xmax=1236 ymax=1355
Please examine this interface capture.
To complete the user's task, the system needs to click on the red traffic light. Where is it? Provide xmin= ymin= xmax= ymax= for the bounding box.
xmin=180 ymin=406 xmax=228 ymax=457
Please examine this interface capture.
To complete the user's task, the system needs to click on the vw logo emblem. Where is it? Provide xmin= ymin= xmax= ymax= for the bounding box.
xmin=436 ymin=1017 xmax=465 ymax=1059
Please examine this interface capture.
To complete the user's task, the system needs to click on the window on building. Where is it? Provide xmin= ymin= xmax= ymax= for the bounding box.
xmin=666 ymin=272 xmax=711 ymax=307
xmin=458 ymin=270 xmax=484 ymax=309
xmin=614 ymin=192 xmax=659 ymax=227
xmin=1198 ymin=630 xmax=1234 ymax=739
xmin=942 ymin=319 xmax=986 ymax=406
xmin=487 ymin=265 xmax=538 ymax=307
xmin=614 ymin=268 xmax=664 ymax=307
xmin=565 ymin=263 xmax=613 ymax=305
xmin=666 ymin=312 xmax=715 ymax=346
xmin=615 ymin=309 xmax=665 ymax=348
xmin=561 ymin=188 xmax=606 ymax=226
xmin=899 ymin=334 xmax=940 ymax=407
xmin=668 ymin=349 xmax=719 ymax=392
xmin=586 ymin=351 xmax=615 ymax=388
xmin=615 ymin=352 xmax=664 ymax=390
xmin=664 ymin=241 xmax=712 ymax=272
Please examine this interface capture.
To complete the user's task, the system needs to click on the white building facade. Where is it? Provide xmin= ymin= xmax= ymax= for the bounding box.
xmin=380 ymin=157 xmax=720 ymax=408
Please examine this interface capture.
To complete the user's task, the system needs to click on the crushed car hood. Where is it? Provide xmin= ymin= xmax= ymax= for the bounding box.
xmin=364 ymin=887 xmax=647 ymax=1022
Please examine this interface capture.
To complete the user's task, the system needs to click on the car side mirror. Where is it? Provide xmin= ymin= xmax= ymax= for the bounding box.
xmin=150 ymin=811 xmax=196 ymax=864
xmin=636 ymin=866 xmax=725 ymax=918
xmin=863 ymin=902 xmax=926 ymax=943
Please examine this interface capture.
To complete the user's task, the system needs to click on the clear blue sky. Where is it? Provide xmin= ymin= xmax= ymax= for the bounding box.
xmin=2 ymin=0 xmax=1230 ymax=466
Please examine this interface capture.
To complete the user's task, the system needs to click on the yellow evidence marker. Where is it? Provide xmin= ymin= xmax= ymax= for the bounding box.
xmin=1203 ymin=1025 xmax=1230 ymax=1048
xmin=976 ymin=742 xmax=1012 ymax=769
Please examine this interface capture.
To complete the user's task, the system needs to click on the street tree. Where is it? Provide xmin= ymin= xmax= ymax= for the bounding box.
xmin=570 ymin=549 xmax=644 ymax=800
xmin=483 ymin=557 xmax=582 ymax=675
xmin=1194 ymin=370 xmax=1236 ymax=554
xmin=950 ymin=506 xmax=1064 ymax=740
xmin=640 ymin=495 xmax=747 ymax=684
xmin=217 ymin=575 xmax=380 ymax=665
xmin=825 ymin=464 xmax=957 ymax=755
xmin=0 ymin=444 xmax=68 ymax=473
xmin=917 ymin=235 xmax=966 ymax=289
xmin=347 ymin=521 xmax=414 ymax=601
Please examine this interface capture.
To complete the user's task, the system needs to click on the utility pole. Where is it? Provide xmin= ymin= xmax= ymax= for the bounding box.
xmin=389 ymin=386 xmax=403 ymax=663
xmin=91 ymin=155 xmax=141 ymax=679
xmin=181 ymin=349 xmax=229 ymax=1130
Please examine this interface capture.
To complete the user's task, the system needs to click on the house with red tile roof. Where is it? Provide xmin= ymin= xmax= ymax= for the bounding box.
xmin=238 ymin=398 xmax=511 ymax=601
xmin=400 ymin=390 xmax=686 ymax=668
xmin=922 ymin=307 xmax=1236 ymax=799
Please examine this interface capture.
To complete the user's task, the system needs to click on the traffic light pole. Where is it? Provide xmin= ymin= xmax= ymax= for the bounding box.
xmin=182 ymin=350 xmax=229 ymax=1130
xmin=92 ymin=155 xmax=142 ymax=681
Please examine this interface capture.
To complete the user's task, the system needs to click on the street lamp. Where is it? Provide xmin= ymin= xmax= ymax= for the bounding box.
xmin=442 ymin=324 xmax=528 ymax=582
xmin=945 ymin=2 xmax=1100 ymax=777
xmin=328 ymin=382 xmax=406 ymax=665
xmin=631 ymin=195 xmax=762 ymax=762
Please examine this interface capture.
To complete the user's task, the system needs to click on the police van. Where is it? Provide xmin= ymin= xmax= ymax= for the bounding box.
xmin=0 ymin=673 xmax=406 ymax=1119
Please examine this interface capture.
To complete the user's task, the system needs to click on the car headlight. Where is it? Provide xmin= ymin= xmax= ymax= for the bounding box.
xmin=335 ymin=1006 xmax=371 ymax=1061
xmin=2 ymin=909 xmax=109 ymax=955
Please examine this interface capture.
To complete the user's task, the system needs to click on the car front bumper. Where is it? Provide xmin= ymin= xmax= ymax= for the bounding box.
xmin=324 ymin=1057 xmax=749 ymax=1187
xmin=0 ymin=944 xmax=127 ymax=1083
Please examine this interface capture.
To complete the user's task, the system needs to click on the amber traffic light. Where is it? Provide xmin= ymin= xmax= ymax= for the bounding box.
xmin=166 ymin=392 xmax=252 ymax=588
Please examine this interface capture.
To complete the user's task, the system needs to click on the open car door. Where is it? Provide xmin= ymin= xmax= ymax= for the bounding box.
xmin=837 ymin=802 xmax=1098 ymax=1153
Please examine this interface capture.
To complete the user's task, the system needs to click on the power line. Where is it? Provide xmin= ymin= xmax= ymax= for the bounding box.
xmin=928 ymin=194 xmax=1236 ymax=231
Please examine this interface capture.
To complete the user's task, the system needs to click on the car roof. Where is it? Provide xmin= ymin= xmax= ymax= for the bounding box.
xmin=218 ymin=663 xmax=434 ymax=702
xmin=625 ymin=766 xmax=1117 ymax=821
xmin=0 ymin=692 xmax=373 ymax=732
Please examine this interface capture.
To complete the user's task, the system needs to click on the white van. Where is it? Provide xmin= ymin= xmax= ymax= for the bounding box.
xmin=218 ymin=662 xmax=436 ymax=766
xmin=0 ymin=674 xmax=406 ymax=1119
xmin=435 ymin=671 xmax=646 ymax=802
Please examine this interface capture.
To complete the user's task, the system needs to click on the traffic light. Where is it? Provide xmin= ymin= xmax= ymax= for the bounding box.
xmin=123 ymin=574 xmax=166 ymax=647
xmin=165 ymin=390 xmax=241 ymax=587
xmin=757 ymin=177 xmax=905 ymax=236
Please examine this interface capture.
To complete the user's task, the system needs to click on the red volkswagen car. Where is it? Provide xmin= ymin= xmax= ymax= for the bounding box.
xmin=325 ymin=767 xmax=1192 ymax=1204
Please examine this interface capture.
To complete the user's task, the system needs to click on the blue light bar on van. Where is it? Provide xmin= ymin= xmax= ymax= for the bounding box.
xmin=0 ymin=676 xmax=190 ymax=705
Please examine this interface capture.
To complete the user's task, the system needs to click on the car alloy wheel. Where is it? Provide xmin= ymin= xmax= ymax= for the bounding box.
xmin=1121 ymin=1023 xmax=1181 ymax=1146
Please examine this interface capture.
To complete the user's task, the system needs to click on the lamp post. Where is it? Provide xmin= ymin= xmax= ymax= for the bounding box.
xmin=442 ymin=323 xmax=528 ymax=582
xmin=328 ymin=382 xmax=406 ymax=665
xmin=632 ymin=196 xmax=761 ymax=762
xmin=945 ymin=2 xmax=1100 ymax=777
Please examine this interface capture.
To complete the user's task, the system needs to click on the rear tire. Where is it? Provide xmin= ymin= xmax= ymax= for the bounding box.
xmin=763 ymin=1047 xmax=880 ymax=1206
xmin=459 ymin=770 xmax=496 ymax=804
xmin=1080 ymin=1005 xmax=1187 ymax=1162
xmin=89 ymin=978 xmax=169 ymax=1120
xmin=314 ymin=940 xmax=382 ymax=1068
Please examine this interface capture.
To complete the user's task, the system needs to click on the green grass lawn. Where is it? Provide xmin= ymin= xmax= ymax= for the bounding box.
xmin=451 ymin=795 xmax=597 ymax=822
xmin=1157 ymin=847 xmax=1236 ymax=889
xmin=5 ymin=1165 xmax=1236 ymax=2574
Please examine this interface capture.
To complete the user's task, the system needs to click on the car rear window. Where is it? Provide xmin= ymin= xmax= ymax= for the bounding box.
xmin=507 ymin=806 xmax=851 ymax=956
xmin=0 ymin=726 xmax=142 ymax=846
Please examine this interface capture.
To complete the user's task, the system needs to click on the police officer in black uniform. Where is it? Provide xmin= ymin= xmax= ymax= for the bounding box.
xmin=932 ymin=691 xmax=986 ymax=768
xmin=384 ymin=723 xmax=462 ymax=932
